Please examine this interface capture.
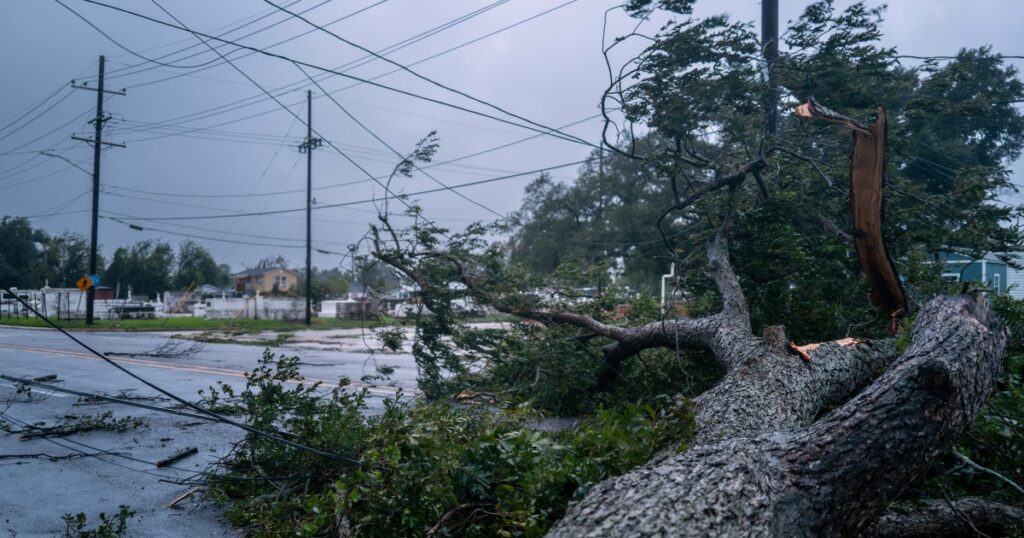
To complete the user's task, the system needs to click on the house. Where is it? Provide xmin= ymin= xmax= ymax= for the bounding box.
xmin=938 ymin=252 xmax=1009 ymax=295
xmin=232 ymin=266 xmax=299 ymax=294
xmin=1007 ymin=254 xmax=1024 ymax=300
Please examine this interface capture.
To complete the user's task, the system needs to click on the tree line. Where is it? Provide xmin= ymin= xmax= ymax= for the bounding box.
xmin=0 ymin=217 xmax=370 ymax=301
xmin=0 ymin=217 xmax=232 ymax=298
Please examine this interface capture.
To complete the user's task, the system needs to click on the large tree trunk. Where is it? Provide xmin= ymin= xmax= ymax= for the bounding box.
xmin=548 ymin=294 xmax=1008 ymax=537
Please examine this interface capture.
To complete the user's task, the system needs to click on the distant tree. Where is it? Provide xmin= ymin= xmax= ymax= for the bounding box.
xmin=345 ymin=255 xmax=398 ymax=293
xmin=173 ymin=240 xmax=228 ymax=290
xmin=509 ymin=145 xmax=681 ymax=290
xmin=296 ymin=267 xmax=350 ymax=302
xmin=104 ymin=240 xmax=175 ymax=299
xmin=0 ymin=216 xmax=47 ymax=288
xmin=252 ymin=254 xmax=289 ymax=270
xmin=40 ymin=231 xmax=90 ymax=288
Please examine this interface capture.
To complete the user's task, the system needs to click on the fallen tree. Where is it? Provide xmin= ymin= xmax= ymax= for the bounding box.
xmin=363 ymin=2 xmax=1021 ymax=529
xmin=545 ymin=224 xmax=1008 ymax=535
xmin=374 ymin=188 xmax=1014 ymax=535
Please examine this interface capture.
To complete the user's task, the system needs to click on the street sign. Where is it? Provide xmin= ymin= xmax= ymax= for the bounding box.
xmin=89 ymin=274 xmax=101 ymax=287
xmin=76 ymin=275 xmax=93 ymax=292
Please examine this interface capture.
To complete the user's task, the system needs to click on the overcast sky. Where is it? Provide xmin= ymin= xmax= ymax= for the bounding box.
xmin=2 ymin=0 xmax=1023 ymax=273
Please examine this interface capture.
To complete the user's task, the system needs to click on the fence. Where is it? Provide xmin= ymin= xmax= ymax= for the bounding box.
xmin=0 ymin=289 xmax=154 ymax=321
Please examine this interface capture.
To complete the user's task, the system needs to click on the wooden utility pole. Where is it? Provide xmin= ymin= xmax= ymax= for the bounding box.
xmin=762 ymin=0 xmax=779 ymax=135
xmin=298 ymin=90 xmax=322 ymax=325
xmin=71 ymin=55 xmax=125 ymax=324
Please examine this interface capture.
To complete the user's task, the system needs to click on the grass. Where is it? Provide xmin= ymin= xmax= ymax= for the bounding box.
xmin=0 ymin=316 xmax=391 ymax=333
xmin=0 ymin=313 xmax=514 ymax=333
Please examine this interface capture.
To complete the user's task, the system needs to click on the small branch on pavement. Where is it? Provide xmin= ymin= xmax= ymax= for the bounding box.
xmin=156 ymin=446 xmax=198 ymax=468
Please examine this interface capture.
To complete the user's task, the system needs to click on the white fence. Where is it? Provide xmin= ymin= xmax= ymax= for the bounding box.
xmin=0 ymin=288 xmax=154 ymax=320
xmin=199 ymin=296 xmax=304 ymax=320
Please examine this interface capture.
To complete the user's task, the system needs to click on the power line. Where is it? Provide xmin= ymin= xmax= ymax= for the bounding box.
xmin=113 ymin=0 xmax=501 ymax=126
xmin=0 ymin=86 xmax=71 ymax=139
xmin=214 ymin=119 xmax=301 ymax=258
xmin=0 ymin=374 xmax=214 ymax=422
xmin=0 ymin=104 xmax=98 ymax=159
xmin=98 ymin=0 xmax=314 ymax=75
xmin=86 ymin=0 xmax=580 ymax=157
xmin=28 ymin=187 xmax=91 ymax=219
xmin=101 ymin=113 xmax=600 ymax=200
xmin=146 ymin=0 xmax=415 ymax=219
xmin=54 ymin=0 xmax=221 ymax=71
xmin=1 ymin=288 xmax=361 ymax=465
xmin=78 ymin=0 xmax=599 ymax=148
xmin=108 ymin=158 xmax=593 ymax=221
xmin=0 ymin=410 xmax=189 ymax=480
xmin=262 ymin=0 xmax=594 ymax=150
xmin=107 ymin=0 xmax=387 ymax=87
xmin=102 ymin=215 xmax=313 ymax=249
xmin=18 ymin=209 xmax=92 ymax=220
xmin=297 ymin=67 xmax=506 ymax=219
xmin=0 ymin=157 xmax=90 ymax=190
xmin=896 ymin=54 xmax=1024 ymax=61
xmin=102 ymin=209 xmax=353 ymax=244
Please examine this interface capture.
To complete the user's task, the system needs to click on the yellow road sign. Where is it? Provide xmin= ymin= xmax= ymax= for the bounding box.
xmin=75 ymin=275 xmax=93 ymax=292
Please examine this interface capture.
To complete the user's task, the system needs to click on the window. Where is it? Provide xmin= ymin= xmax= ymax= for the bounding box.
xmin=993 ymin=274 xmax=1001 ymax=292
xmin=275 ymin=275 xmax=288 ymax=288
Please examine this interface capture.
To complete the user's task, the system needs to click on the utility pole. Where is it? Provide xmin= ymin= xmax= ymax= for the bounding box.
xmin=298 ymin=90 xmax=322 ymax=325
xmin=71 ymin=55 xmax=125 ymax=325
xmin=762 ymin=0 xmax=779 ymax=135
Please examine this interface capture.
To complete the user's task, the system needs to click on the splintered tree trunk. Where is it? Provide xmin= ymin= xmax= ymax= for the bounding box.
xmin=548 ymin=295 xmax=1007 ymax=537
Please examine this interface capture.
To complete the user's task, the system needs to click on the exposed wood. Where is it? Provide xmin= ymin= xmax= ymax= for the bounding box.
xmin=789 ymin=337 xmax=863 ymax=361
xmin=167 ymin=486 xmax=202 ymax=509
xmin=850 ymin=107 xmax=908 ymax=330
xmin=794 ymin=99 xmax=909 ymax=331
xmin=793 ymin=97 xmax=870 ymax=133
xmin=789 ymin=341 xmax=812 ymax=361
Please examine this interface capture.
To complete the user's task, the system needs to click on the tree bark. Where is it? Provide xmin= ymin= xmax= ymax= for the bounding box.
xmin=548 ymin=295 xmax=1007 ymax=537
xmin=868 ymin=498 xmax=1024 ymax=537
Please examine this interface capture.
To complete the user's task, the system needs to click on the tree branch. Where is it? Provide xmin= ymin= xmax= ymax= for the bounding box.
xmin=373 ymin=188 xmax=761 ymax=378
xmin=954 ymin=450 xmax=1024 ymax=496
xmin=869 ymin=498 xmax=1024 ymax=538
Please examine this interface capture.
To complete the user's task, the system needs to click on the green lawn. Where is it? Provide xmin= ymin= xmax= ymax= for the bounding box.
xmin=0 ymin=316 xmax=391 ymax=333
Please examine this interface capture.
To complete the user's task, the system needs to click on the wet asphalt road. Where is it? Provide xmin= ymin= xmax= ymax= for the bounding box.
xmin=0 ymin=326 xmax=418 ymax=537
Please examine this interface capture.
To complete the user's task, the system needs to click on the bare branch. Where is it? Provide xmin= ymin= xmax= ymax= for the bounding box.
xmin=818 ymin=214 xmax=854 ymax=242
xmin=954 ymin=449 xmax=1024 ymax=497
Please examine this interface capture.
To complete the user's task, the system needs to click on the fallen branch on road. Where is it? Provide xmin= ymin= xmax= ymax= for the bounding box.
xmin=156 ymin=446 xmax=198 ymax=468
